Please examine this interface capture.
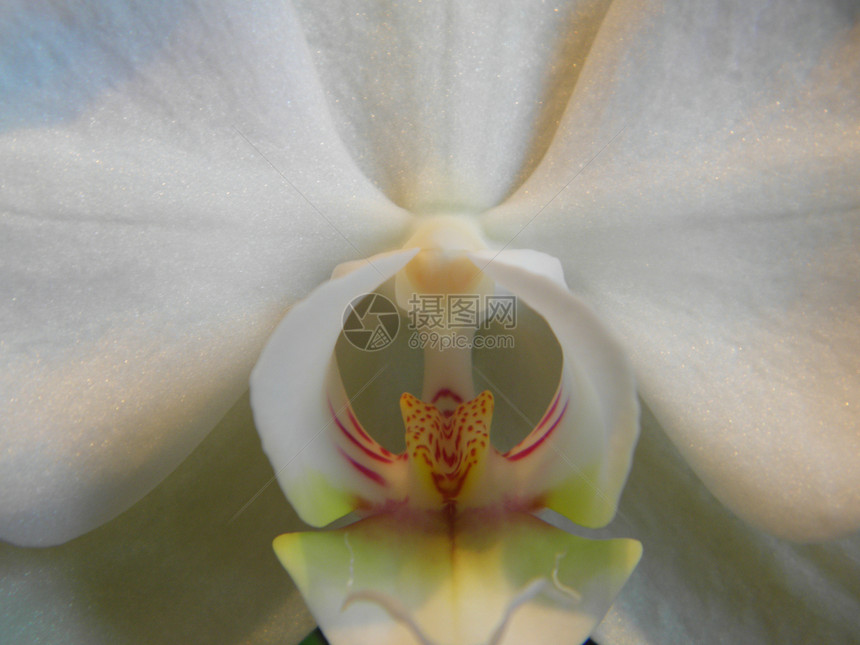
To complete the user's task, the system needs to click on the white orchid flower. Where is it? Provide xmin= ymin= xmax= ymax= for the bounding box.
xmin=1 ymin=1 xmax=858 ymax=644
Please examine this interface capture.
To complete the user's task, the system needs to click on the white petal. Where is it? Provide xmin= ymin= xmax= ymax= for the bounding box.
xmin=291 ymin=0 xmax=614 ymax=213
xmin=251 ymin=250 xmax=417 ymax=528
xmin=275 ymin=511 xmax=640 ymax=645
xmin=0 ymin=2 xmax=410 ymax=545
xmin=589 ymin=408 xmax=860 ymax=644
xmin=552 ymin=211 xmax=860 ymax=542
xmin=483 ymin=0 xmax=860 ymax=540
xmin=0 ymin=393 xmax=316 ymax=645
xmin=471 ymin=250 xmax=639 ymax=528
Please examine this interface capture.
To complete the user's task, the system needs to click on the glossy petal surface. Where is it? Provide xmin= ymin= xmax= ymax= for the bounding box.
xmin=291 ymin=0 xmax=613 ymax=213
xmin=0 ymin=1 xmax=409 ymax=545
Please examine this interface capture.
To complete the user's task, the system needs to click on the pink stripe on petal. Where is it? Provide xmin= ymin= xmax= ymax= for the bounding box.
xmin=330 ymin=402 xmax=394 ymax=463
xmin=346 ymin=406 xmax=393 ymax=457
xmin=505 ymin=399 xmax=569 ymax=462
xmin=338 ymin=448 xmax=388 ymax=487
xmin=534 ymin=389 xmax=562 ymax=431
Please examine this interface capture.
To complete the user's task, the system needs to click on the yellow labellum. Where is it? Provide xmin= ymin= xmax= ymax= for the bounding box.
xmin=401 ymin=391 xmax=494 ymax=505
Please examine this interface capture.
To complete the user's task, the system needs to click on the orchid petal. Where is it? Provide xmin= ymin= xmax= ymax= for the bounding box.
xmin=470 ymin=250 xmax=639 ymax=528
xmin=483 ymin=0 xmax=860 ymax=540
xmin=0 ymin=1 xmax=410 ymax=546
xmin=251 ymin=250 xmax=418 ymax=528
xmin=592 ymin=407 xmax=860 ymax=644
xmin=553 ymin=211 xmax=860 ymax=542
xmin=0 ymin=393 xmax=315 ymax=645
xmin=291 ymin=0 xmax=613 ymax=213
xmin=275 ymin=512 xmax=640 ymax=645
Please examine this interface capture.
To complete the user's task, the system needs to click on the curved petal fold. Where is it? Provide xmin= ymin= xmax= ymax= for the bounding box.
xmin=470 ymin=250 xmax=639 ymax=528
xmin=251 ymin=250 xmax=418 ymax=528
xmin=275 ymin=512 xmax=640 ymax=645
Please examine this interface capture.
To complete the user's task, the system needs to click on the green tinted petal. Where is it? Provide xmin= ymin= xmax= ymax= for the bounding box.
xmin=275 ymin=512 xmax=640 ymax=645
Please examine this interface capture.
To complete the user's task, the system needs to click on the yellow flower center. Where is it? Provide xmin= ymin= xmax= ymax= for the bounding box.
xmin=400 ymin=391 xmax=494 ymax=505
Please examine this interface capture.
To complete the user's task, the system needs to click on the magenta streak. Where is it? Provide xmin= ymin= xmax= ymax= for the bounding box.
xmin=346 ymin=406 xmax=386 ymax=449
xmin=505 ymin=400 xmax=569 ymax=462
xmin=431 ymin=388 xmax=463 ymax=405
xmin=534 ymin=390 xmax=562 ymax=431
xmin=338 ymin=448 xmax=388 ymax=487
xmin=329 ymin=402 xmax=393 ymax=463
xmin=505 ymin=389 xmax=561 ymax=454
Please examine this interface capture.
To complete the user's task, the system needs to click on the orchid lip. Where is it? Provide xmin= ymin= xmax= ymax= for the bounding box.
xmin=251 ymin=230 xmax=642 ymax=644
xmin=402 ymin=390 xmax=493 ymax=507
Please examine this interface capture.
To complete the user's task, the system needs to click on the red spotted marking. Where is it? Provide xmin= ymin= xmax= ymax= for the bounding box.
xmin=401 ymin=391 xmax=493 ymax=501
